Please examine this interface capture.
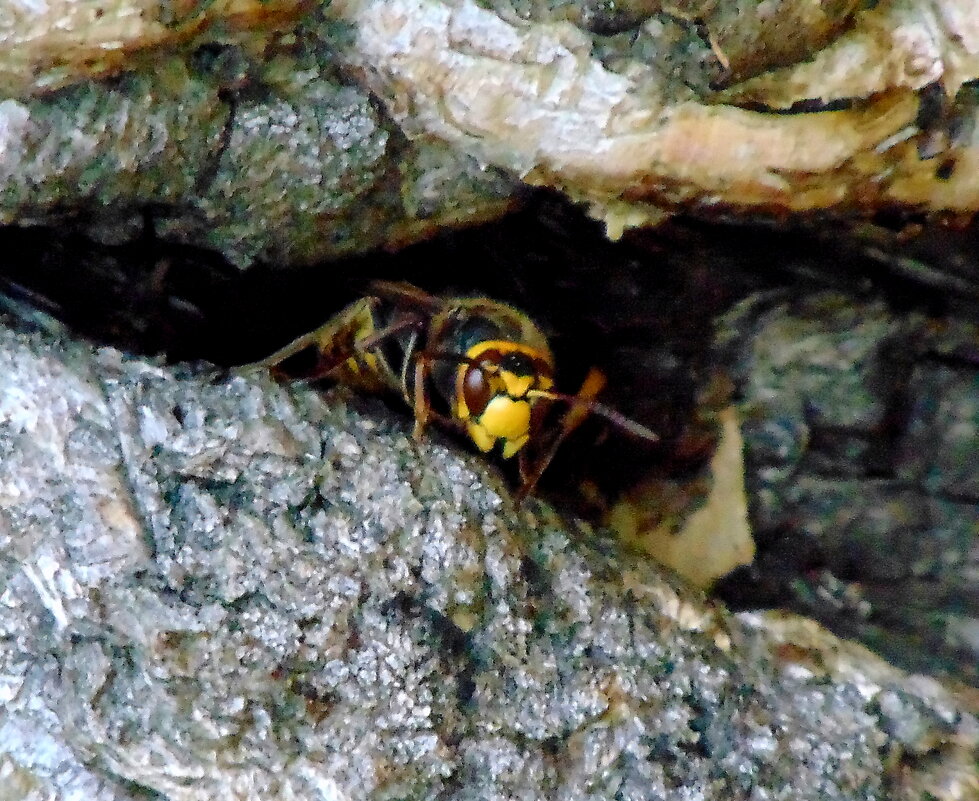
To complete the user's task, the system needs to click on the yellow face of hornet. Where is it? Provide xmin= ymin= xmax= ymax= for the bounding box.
xmin=452 ymin=340 xmax=555 ymax=459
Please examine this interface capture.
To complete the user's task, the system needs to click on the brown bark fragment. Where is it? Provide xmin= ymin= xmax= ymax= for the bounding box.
xmin=326 ymin=0 xmax=979 ymax=228
xmin=4 ymin=0 xmax=979 ymax=246
xmin=0 ymin=0 xmax=311 ymax=96
xmin=721 ymin=0 xmax=979 ymax=107
xmin=705 ymin=0 xmax=862 ymax=83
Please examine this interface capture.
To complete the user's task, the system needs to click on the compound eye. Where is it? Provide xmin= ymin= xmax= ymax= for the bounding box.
xmin=462 ymin=366 xmax=493 ymax=416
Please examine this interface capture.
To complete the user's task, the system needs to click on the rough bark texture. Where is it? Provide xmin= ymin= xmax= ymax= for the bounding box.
xmin=0 ymin=5 xmax=518 ymax=267
xmin=1 ymin=195 xmax=977 ymax=691
xmin=2 ymin=0 xmax=979 ymax=264
xmin=716 ymin=290 xmax=979 ymax=686
xmin=0 ymin=0 xmax=310 ymax=97
xmin=3 ymin=2 xmax=979 ymax=796
xmin=1 ymin=314 xmax=978 ymax=801
xmin=324 ymin=0 xmax=979 ymax=231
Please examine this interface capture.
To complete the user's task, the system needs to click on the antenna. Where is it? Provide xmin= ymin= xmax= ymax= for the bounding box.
xmin=526 ymin=389 xmax=659 ymax=442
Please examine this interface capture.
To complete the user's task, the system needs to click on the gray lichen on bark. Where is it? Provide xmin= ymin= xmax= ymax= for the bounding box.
xmin=3 ymin=1 xmax=979 ymax=266
xmin=0 ymin=8 xmax=517 ymax=267
xmin=2 ymin=2 xmax=979 ymax=798
xmin=1 ymin=316 xmax=977 ymax=800
xmin=718 ymin=291 xmax=979 ymax=682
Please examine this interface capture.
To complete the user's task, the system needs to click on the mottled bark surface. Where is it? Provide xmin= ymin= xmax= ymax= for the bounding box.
xmin=0 ymin=0 xmax=310 ymax=97
xmin=716 ymin=291 xmax=979 ymax=685
xmin=310 ymin=0 xmax=979 ymax=227
xmin=2 ymin=1 xmax=979 ymax=265
xmin=1 ymin=314 xmax=977 ymax=801
xmin=0 ymin=5 xmax=518 ymax=267
xmin=3 ymin=2 xmax=979 ymax=796
xmin=1 ymin=195 xmax=978 ymax=691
